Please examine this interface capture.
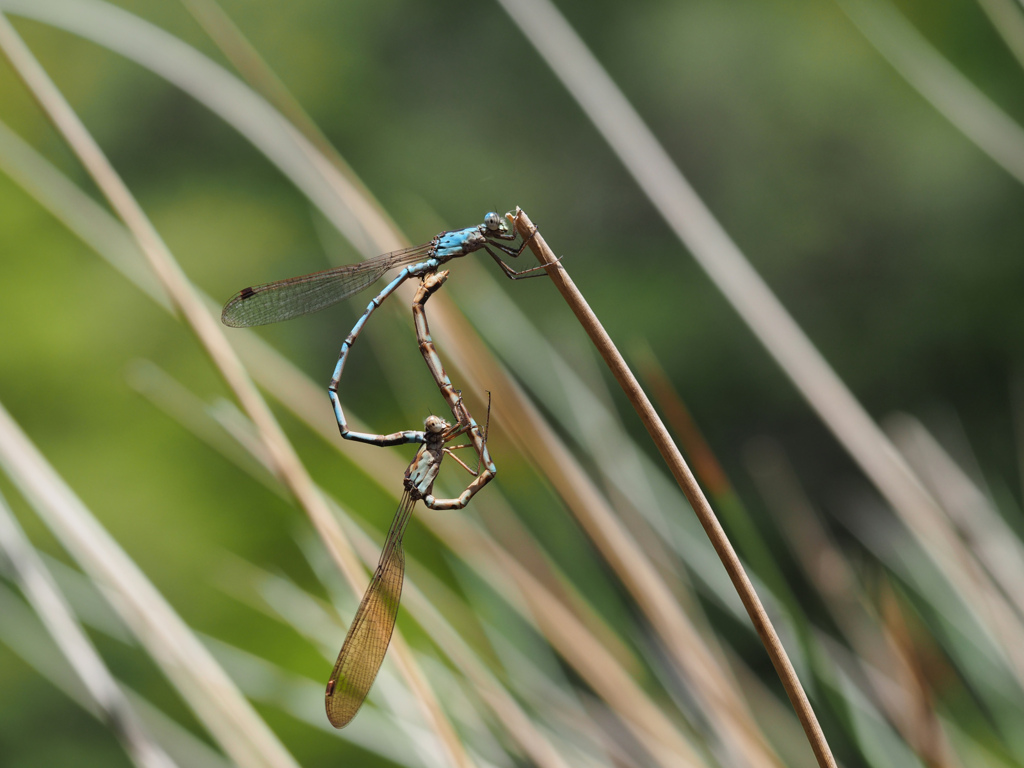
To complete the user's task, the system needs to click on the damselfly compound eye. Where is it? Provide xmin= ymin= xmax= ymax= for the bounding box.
xmin=424 ymin=415 xmax=447 ymax=433
xmin=484 ymin=211 xmax=501 ymax=231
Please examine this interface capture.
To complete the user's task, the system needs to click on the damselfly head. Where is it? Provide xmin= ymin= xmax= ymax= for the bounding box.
xmin=424 ymin=415 xmax=449 ymax=434
xmin=483 ymin=211 xmax=505 ymax=233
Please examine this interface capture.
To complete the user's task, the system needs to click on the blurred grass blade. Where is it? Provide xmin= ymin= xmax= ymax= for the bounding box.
xmin=179 ymin=0 xmax=401 ymax=245
xmin=837 ymin=0 xmax=1024 ymax=186
xmin=0 ymin=13 xmax=470 ymax=763
xmin=0 ymin=491 xmax=178 ymax=768
xmin=0 ymin=116 xmax=397 ymax=489
xmin=495 ymin=0 xmax=1024 ymax=695
xmin=198 ymin=637 xmax=433 ymax=768
xmin=836 ymin=500 xmax=1024 ymax=759
xmin=0 ymin=0 xmax=388 ymax=255
xmin=133 ymin=358 xmax=701 ymax=768
xmin=1014 ymin=370 xmax=1024 ymax=508
xmin=0 ymin=399 xmax=300 ymax=768
xmin=886 ymin=413 xmax=1024 ymax=620
xmin=974 ymin=0 xmax=1024 ymax=73
xmin=875 ymin=579 xmax=962 ymax=768
xmin=0 ymin=582 xmax=233 ymax=768
xmin=131 ymin=360 xmax=591 ymax=768
xmin=0 ymin=119 xmax=169 ymax=308
xmin=743 ymin=437 xmax=968 ymax=765
xmin=820 ymin=636 xmax=929 ymax=768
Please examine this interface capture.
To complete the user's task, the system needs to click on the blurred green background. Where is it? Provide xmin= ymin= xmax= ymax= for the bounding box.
xmin=1 ymin=0 xmax=1023 ymax=766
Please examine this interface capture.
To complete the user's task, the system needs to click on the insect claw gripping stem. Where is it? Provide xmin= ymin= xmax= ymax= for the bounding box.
xmin=484 ymin=225 xmax=564 ymax=280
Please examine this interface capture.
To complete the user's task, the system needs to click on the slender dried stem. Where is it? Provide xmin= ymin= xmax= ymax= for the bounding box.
xmin=512 ymin=208 xmax=838 ymax=768
xmin=498 ymin=0 xmax=1024 ymax=692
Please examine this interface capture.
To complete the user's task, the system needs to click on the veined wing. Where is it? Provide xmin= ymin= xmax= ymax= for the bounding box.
xmin=221 ymin=243 xmax=433 ymax=328
xmin=325 ymin=490 xmax=416 ymax=728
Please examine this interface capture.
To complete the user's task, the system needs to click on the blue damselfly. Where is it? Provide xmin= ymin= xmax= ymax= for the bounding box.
xmin=222 ymin=211 xmax=541 ymax=447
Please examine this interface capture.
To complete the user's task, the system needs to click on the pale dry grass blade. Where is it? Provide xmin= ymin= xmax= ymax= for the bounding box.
xmin=819 ymin=634 xmax=936 ymax=768
xmin=743 ymin=438 xmax=967 ymax=766
xmin=876 ymin=579 xmax=963 ymax=768
xmin=432 ymin=511 xmax=707 ymax=768
xmin=133 ymin=357 xmax=702 ymax=768
xmin=178 ymin=0 xmax=400 ymax=244
xmin=130 ymin=360 xmax=593 ymax=768
xmin=722 ymin=648 xmax=821 ymax=768
xmin=3 ymin=506 xmax=442 ymax=768
xmin=0 ymin=14 xmax=469 ymax=764
xmin=467 ymin=614 xmax=629 ymax=768
xmin=0 ymin=117 xmax=399 ymax=492
xmin=496 ymin=0 xmax=1024 ymax=701
xmin=198 ymin=637 xmax=436 ymax=768
xmin=885 ymin=414 xmax=1024 ymax=620
xmin=0 ymin=583 xmax=233 ymax=768
xmin=552 ymin=342 xmax=685 ymax=579
xmin=974 ymin=0 xmax=1024 ymax=72
xmin=0 ymin=0 xmax=388 ymax=255
xmin=452 ymin=261 xmax=678 ymax=563
xmin=0 ymin=120 xmax=169 ymax=309
xmin=631 ymin=345 xmax=812 ymax=619
xmin=1013 ymin=371 xmax=1024 ymax=509
xmin=341 ymin=515 xmax=579 ymax=768
xmin=0 ymin=492 xmax=178 ymax=768
xmin=226 ymin=556 xmax=582 ymax=768
xmin=837 ymin=0 xmax=1024 ymax=186
xmin=120 ymin=689 xmax=233 ymax=768
xmin=449 ymin=262 xmax=750 ymax=617
xmin=0 ymin=400 xmax=298 ymax=768
xmin=124 ymin=361 xmax=283 ymax=496
xmin=835 ymin=500 xmax=1024 ymax=759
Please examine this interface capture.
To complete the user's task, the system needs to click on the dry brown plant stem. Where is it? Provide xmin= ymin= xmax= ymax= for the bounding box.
xmin=512 ymin=209 xmax=838 ymax=768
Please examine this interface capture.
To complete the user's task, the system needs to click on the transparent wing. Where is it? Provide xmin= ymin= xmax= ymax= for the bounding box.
xmin=221 ymin=244 xmax=433 ymax=328
xmin=325 ymin=490 xmax=416 ymax=728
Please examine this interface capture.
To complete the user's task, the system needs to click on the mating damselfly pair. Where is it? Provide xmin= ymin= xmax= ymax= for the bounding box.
xmin=222 ymin=211 xmax=547 ymax=727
